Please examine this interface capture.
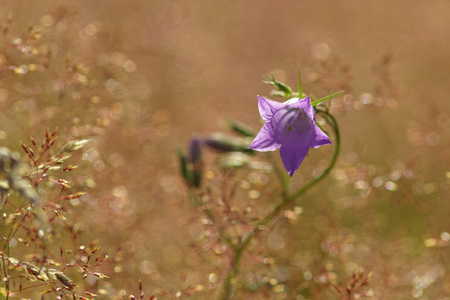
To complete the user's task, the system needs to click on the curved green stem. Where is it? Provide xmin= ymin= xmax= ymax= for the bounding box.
xmin=257 ymin=110 xmax=339 ymax=227
xmin=289 ymin=109 xmax=340 ymax=200
xmin=220 ymin=108 xmax=340 ymax=299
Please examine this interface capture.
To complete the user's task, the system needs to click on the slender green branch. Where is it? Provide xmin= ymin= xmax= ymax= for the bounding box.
xmin=310 ymin=90 xmax=344 ymax=106
xmin=298 ymin=67 xmax=303 ymax=98
xmin=289 ymin=110 xmax=339 ymax=199
xmin=221 ymin=245 xmax=244 ymax=300
xmin=258 ymin=110 xmax=339 ymax=226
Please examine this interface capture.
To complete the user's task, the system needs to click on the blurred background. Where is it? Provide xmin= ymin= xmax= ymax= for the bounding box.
xmin=1 ymin=0 xmax=450 ymax=299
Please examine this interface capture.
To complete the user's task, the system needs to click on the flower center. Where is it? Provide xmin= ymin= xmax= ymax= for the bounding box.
xmin=270 ymin=107 xmax=313 ymax=143
xmin=285 ymin=109 xmax=311 ymax=134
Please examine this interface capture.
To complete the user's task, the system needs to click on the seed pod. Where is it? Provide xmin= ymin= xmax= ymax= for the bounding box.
xmin=47 ymin=269 xmax=74 ymax=290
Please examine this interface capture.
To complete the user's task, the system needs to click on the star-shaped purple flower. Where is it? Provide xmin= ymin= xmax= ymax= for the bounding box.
xmin=248 ymin=96 xmax=331 ymax=177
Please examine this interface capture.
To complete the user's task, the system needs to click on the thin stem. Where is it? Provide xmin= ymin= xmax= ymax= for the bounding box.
xmin=221 ymin=245 xmax=244 ymax=300
xmin=310 ymin=90 xmax=344 ymax=106
xmin=259 ymin=109 xmax=339 ymax=225
xmin=1 ymin=253 xmax=9 ymax=300
xmin=298 ymin=67 xmax=303 ymax=98
xmin=220 ymin=109 xmax=340 ymax=299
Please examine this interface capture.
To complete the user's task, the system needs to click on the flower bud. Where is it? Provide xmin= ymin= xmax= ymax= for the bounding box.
xmin=204 ymin=133 xmax=254 ymax=153
xmin=264 ymin=73 xmax=293 ymax=97
xmin=188 ymin=135 xmax=202 ymax=164
xmin=177 ymin=135 xmax=203 ymax=188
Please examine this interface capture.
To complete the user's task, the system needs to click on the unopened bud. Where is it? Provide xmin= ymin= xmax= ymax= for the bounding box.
xmin=264 ymin=73 xmax=293 ymax=97
xmin=188 ymin=135 xmax=202 ymax=164
xmin=177 ymin=141 xmax=202 ymax=188
xmin=204 ymin=133 xmax=254 ymax=154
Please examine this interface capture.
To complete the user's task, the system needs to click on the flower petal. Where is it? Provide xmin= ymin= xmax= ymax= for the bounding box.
xmin=250 ymin=96 xmax=330 ymax=176
xmin=248 ymin=123 xmax=281 ymax=151
xmin=311 ymin=123 xmax=332 ymax=148
xmin=257 ymin=96 xmax=286 ymax=122
xmin=286 ymin=97 xmax=315 ymax=121
xmin=278 ymin=116 xmax=314 ymax=176
xmin=279 ymin=143 xmax=310 ymax=177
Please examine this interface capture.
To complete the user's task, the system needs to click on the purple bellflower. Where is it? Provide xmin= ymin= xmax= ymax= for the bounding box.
xmin=248 ymin=96 xmax=331 ymax=177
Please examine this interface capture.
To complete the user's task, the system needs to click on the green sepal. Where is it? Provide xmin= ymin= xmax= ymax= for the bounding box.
xmin=311 ymin=90 xmax=344 ymax=106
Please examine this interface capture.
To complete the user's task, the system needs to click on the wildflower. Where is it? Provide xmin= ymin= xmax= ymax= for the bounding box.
xmin=248 ymin=96 xmax=331 ymax=176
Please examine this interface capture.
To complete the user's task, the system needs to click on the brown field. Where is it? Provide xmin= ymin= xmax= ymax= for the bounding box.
xmin=1 ymin=1 xmax=450 ymax=299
